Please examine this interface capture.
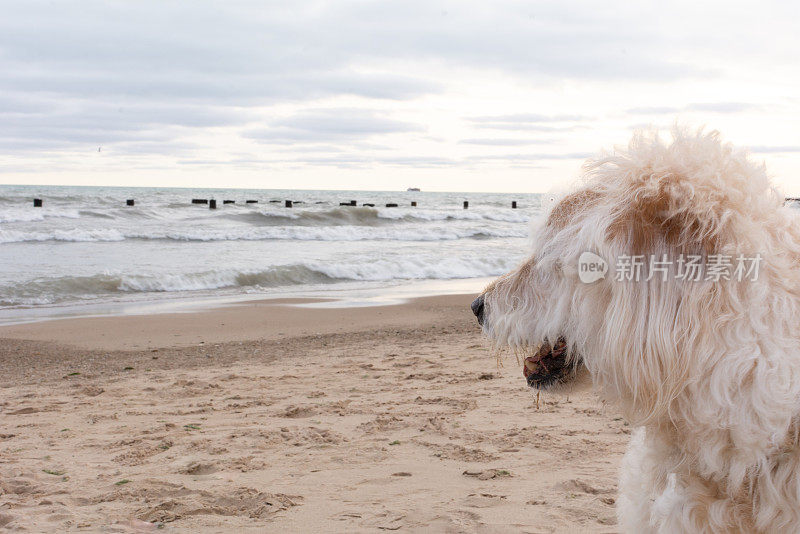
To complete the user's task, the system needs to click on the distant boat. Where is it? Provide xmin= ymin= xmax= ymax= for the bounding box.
xmin=407 ymin=187 xmax=421 ymax=192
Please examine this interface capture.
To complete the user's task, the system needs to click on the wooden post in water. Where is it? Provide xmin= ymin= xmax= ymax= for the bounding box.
xmin=126 ymin=199 xmax=135 ymax=206
xmin=511 ymin=201 xmax=517 ymax=209
xmin=209 ymin=199 xmax=217 ymax=209
xmin=33 ymin=198 xmax=42 ymax=207
xmin=285 ymin=200 xmax=293 ymax=208
xmin=385 ymin=203 xmax=398 ymax=208
xmin=463 ymin=201 xmax=469 ymax=209
xmin=411 ymin=201 xmax=417 ymax=207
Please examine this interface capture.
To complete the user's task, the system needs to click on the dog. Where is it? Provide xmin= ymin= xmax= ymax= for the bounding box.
xmin=472 ymin=128 xmax=800 ymax=532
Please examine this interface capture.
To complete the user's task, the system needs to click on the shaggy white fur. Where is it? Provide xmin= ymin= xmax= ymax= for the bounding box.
xmin=477 ymin=128 xmax=800 ymax=533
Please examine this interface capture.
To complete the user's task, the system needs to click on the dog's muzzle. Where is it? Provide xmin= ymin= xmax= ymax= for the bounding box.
xmin=524 ymin=338 xmax=571 ymax=389
xmin=471 ymin=295 xmax=485 ymax=326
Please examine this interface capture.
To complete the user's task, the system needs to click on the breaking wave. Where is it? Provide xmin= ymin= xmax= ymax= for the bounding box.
xmin=0 ymin=256 xmax=517 ymax=307
xmin=225 ymin=206 xmax=531 ymax=226
xmin=0 ymin=208 xmax=82 ymax=223
xmin=0 ymin=224 xmax=527 ymax=244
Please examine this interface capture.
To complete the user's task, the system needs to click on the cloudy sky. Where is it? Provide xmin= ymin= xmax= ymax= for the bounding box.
xmin=1 ymin=0 xmax=799 ymax=193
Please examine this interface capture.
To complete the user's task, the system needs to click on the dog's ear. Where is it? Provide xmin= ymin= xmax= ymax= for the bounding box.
xmin=605 ymin=174 xmax=722 ymax=256
xmin=586 ymin=128 xmax=770 ymax=256
xmin=547 ymin=189 xmax=603 ymax=231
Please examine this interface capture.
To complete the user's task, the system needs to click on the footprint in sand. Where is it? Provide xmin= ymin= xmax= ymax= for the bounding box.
xmin=175 ymin=459 xmax=218 ymax=475
xmin=135 ymin=485 xmax=301 ymax=523
xmin=555 ymin=479 xmax=615 ymax=495
xmin=463 ymin=493 xmax=507 ymax=508
xmin=280 ymin=405 xmax=317 ymax=418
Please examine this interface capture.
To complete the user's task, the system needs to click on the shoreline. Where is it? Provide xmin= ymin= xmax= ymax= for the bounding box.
xmin=0 ymin=276 xmax=494 ymax=328
xmin=0 ymin=293 xmax=479 ymax=352
xmin=0 ymin=290 xmax=625 ymax=532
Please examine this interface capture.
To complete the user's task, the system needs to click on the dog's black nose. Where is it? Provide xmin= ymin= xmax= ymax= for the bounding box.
xmin=471 ymin=295 xmax=485 ymax=326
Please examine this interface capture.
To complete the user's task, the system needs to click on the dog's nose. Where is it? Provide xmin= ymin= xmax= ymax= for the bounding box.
xmin=471 ymin=295 xmax=485 ymax=326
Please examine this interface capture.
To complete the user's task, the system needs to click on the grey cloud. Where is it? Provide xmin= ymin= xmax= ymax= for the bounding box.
xmin=748 ymin=146 xmax=800 ymax=154
xmin=479 ymin=124 xmax=580 ymax=132
xmin=466 ymin=113 xmax=590 ymax=132
xmin=467 ymin=152 xmax=593 ymax=162
xmin=245 ymin=109 xmax=424 ymax=143
xmin=261 ymin=151 xmax=590 ymax=169
xmin=627 ymin=102 xmax=759 ymax=115
xmin=685 ymin=102 xmax=758 ymax=113
xmin=459 ymin=138 xmax=553 ymax=146
xmin=289 ymin=154 xmax=456 ymax=168
xmin=627 ymin=122 xmax=669 ymax=131
xmin=0 ymin=99 xmax=250 ymax=153
xmin=2 ymin=70 xmax=438 ymax=104
xmin=0 ymin=95 xmax=59 ymax=114
xmin=110 ymin=140 xmax=203 ymax=156
xmin=2 ymin=104 xmax=245 ymax=132
xmin=626 ymin=106 xmax=681 ymax=115
xmin=471 ymin=123 xmax=585 ymax=132
xmin=0 ymin=138 xmax=82 ymax=152
xmin=276 ymin=145 xmax=349 ymax=153
xmin=469 ymin=114 xmax=588 ymax=123
xmin=375 ymin=156 xmax=455 ymax=167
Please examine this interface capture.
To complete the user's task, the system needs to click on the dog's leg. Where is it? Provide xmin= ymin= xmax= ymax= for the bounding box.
xmin=618 ymin=427 xmax=656 ymax=532
xmin=622 ymin=429 xmax=746 ymax=534
xmin=618 ymin=427 xmax=694 ymax=533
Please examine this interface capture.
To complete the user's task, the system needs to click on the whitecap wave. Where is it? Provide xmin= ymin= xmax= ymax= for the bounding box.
xmin=0 ymin=256 xmax=517 ymax=306
xmin=0 ymin=208 xmax=82 ymax=223
xmin=229 ymin=206 xmax=531 ymax=226
xmin=0 ymin=228 xmax=126 ymax=243
xmin=0 ymin=225 xmax=527 ymax=244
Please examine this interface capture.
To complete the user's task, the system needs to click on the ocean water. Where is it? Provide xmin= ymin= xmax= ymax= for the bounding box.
xmin=0 ymin=185 xmax=546 ymax=321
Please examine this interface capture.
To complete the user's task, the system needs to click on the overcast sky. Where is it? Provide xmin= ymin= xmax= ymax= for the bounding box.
xmin=1 ymin=0 xmax=799 ymax=193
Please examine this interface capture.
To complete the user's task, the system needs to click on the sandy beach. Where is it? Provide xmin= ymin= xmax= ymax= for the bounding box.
xmin=0 ymin=295 xmax=628 ymax=532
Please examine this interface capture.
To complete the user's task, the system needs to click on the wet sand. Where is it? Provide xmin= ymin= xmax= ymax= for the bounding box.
xmin=0 ymin=294 xmax=627 ymax=532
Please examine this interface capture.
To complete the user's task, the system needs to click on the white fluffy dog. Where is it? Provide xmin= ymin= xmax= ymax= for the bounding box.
xmin=472 ymin=128 xmax=800 ymax=532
